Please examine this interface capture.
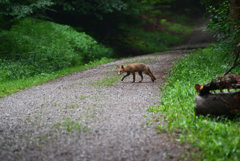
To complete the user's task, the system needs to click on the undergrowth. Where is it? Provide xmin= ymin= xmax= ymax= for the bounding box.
xmin=122 ymin=19 xmax=192 ymax=54
xmin=148 ymin=43 xmax=240 ymax=160
xmin=0 ymin=57 xmax=115 ymax=98
xmin=0 ymin=18 xmax=114 ymax=82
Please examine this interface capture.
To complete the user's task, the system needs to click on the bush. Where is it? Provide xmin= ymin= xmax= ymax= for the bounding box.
xmin=0 ymin=18 xmax=115 ymax=81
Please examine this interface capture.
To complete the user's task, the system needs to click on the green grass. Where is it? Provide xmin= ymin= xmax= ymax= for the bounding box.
xmin=0 ymin=57 xmax=115 ymax=98
xmin=56 ymin=117 xmax=88 ymax=133
xmin=66 ymin=104 xmax=79 ymax=109
xmin=89 ymin=75 xmax=119 ymax=86
xmin=148 ymin=45 xmax=240 ymax=160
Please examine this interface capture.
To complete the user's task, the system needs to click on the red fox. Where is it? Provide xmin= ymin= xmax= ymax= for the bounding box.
xmin=117 ymin=63 xmax=156 ymax=83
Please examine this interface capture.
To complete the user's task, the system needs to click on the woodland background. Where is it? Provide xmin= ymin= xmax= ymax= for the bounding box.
xmin=0 ymin=0 xmax=239 ymax=84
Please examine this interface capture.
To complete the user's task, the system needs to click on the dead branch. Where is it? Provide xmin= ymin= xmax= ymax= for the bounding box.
xmin=224 ymin=45 xmax=240 ymax=75
xmin=195 ymin=74 xmax=240 ymax=95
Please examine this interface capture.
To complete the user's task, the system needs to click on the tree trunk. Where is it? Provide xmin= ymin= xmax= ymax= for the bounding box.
xmin=195 ymin=91 xmax=240 ymax=116
xmin=229 ymin=0 xmax=240 ymax=40
xmin=229 ymin=0 xmax=240 ymax=24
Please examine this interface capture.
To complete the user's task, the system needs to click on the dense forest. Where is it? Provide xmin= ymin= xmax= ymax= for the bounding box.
xmin=0 ymin=0 xmax=205 ymax=91
xmin=1 ymin=0 xmax=239 ymax=78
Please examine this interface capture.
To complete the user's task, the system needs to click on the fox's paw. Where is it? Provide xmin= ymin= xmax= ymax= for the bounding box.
xmin=139 ymin=81 xmax=142 ymax=83
xmin=151 ymin=79 xmax=154 ymax=82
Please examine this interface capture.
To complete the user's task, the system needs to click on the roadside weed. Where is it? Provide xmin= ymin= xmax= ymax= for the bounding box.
xmin=89 ymin=75 xmax=119 ymax=86
xmin=56 ymin=117 xmax=88 ymax=133
xmin=66 ymin=104 xmax=79 ymax=109
xmin=79 ymin=95 xmax=88 ymax=100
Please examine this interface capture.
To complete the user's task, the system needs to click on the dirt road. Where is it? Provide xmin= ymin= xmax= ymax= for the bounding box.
xmin=0 ymin=17 xmax=215 ymax=161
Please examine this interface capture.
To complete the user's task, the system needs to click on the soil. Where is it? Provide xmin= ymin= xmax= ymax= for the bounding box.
xmin=0 ymin=17 xmax=216 ymax=161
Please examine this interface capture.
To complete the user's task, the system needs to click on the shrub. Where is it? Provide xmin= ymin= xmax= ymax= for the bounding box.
xmin=0 ymin=18 xmax=115 ymax=81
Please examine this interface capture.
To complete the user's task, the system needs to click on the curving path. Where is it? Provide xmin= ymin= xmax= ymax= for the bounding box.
xmin=0 ymin=17 xmax=215 ymax=161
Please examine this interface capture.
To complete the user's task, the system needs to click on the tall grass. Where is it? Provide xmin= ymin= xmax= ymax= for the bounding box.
xmin=148 ymin=44 xmax=240 ymax=160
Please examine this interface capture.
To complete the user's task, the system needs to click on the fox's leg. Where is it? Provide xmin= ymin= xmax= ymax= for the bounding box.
xmin=138 ymin=71 xmax=143 ymax=83
xmin=132 ymin=72 xmax=136 ymax=83
xmin=148 ymin=72 xmax=155 ymax=82
xmin=149 ymin=71 xmax=156 ymax=80
xmin=144 ymin=69 xmax=156 ymax=82
xmin=148 ymin=68 xmax=156 ymax=80
xmin=144 ymin=71 xmax=155 ymax=82
xmin=121 ymin=72 xmax=130 ymax=81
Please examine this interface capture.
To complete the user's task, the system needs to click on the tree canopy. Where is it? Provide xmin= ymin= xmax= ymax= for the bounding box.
xmin=0 ymin=0 xmax=54 ymax=19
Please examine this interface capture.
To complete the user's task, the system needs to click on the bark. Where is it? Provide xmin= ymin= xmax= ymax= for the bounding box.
xmin=229 ymin=0 xmax=240 ymax=25
xmin=195 ymin=91 xmax=240 ymax=116
xmin=229 ymin=0 xmax=240 ymax=41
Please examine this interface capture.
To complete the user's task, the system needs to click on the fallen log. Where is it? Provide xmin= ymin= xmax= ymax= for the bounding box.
xmin=195 ymin=91 xmax=240 ymax=116
xmin=195 ymin=74 xmax=240 ymax=95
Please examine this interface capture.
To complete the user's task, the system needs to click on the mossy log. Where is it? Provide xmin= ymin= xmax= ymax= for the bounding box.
xmin=195 ymin=91 xmax=240 ymax=116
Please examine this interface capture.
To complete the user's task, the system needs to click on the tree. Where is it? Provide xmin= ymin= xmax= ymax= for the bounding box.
xmin=53 ymin=0 xmax=128 ymax=19
xmin=201 ymin=0 xmax=240 ymax=40
xmin=0 ymin=0 xmax=54 ymax=19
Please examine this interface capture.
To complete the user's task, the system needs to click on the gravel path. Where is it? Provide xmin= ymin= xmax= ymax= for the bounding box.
xmin=0 ymin=51 xmax=191 ymax=161
xmin=0 ymin=16 xmax=215 ymax=161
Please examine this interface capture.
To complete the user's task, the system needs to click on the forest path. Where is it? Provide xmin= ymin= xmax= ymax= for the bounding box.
xmin=0 ymin=17 xmax=215 ymax=161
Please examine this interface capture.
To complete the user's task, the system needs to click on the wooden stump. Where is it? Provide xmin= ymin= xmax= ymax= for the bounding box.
xmin=195 ymin=92 xmax=240 ymax=116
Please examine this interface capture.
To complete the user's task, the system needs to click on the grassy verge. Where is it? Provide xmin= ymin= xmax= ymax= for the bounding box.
xmin=148 ymin=45 xmax=240 ymax=160
xmin=0 ymin=57 xmax=115 ymax=98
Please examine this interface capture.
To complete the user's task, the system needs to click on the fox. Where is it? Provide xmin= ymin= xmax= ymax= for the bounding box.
xmin=117 ymin=63 xmax=156 ymax=83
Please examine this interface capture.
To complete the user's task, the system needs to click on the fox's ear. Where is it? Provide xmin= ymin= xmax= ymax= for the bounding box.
xmin=116 ymin=65 xmax=119 ymax=68
xmin=121 ymin=65 xmax=124 ymax=69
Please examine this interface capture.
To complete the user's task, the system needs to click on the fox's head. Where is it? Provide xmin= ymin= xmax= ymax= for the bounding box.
xmin=117 ymin=65 xmax=124 ymax=75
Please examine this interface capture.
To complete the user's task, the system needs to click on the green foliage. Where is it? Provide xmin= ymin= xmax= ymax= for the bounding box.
xmin=200 ymin=0 xmax=225 ymax=7
xmin=202 ymin=0 xmax=240 ymax=41
xmin=149 ymin=45 xmax=240 ymax=160
xmin=0 ymin=57 xmax=115 ymax=98
xmin=0 ymin=18 xmax=115 ymax=82
xmin=206 ymin=1 xmax=233 ymax=38
xmin=54 ymin=0 xmax=127 ymax=19
xmin=173 ymin=15 xmax=196 ymax=26
xmin=123 ymin=21 xmax=191 ymax=53
xmin=0 ymin=0 xmax=54 ymax=19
